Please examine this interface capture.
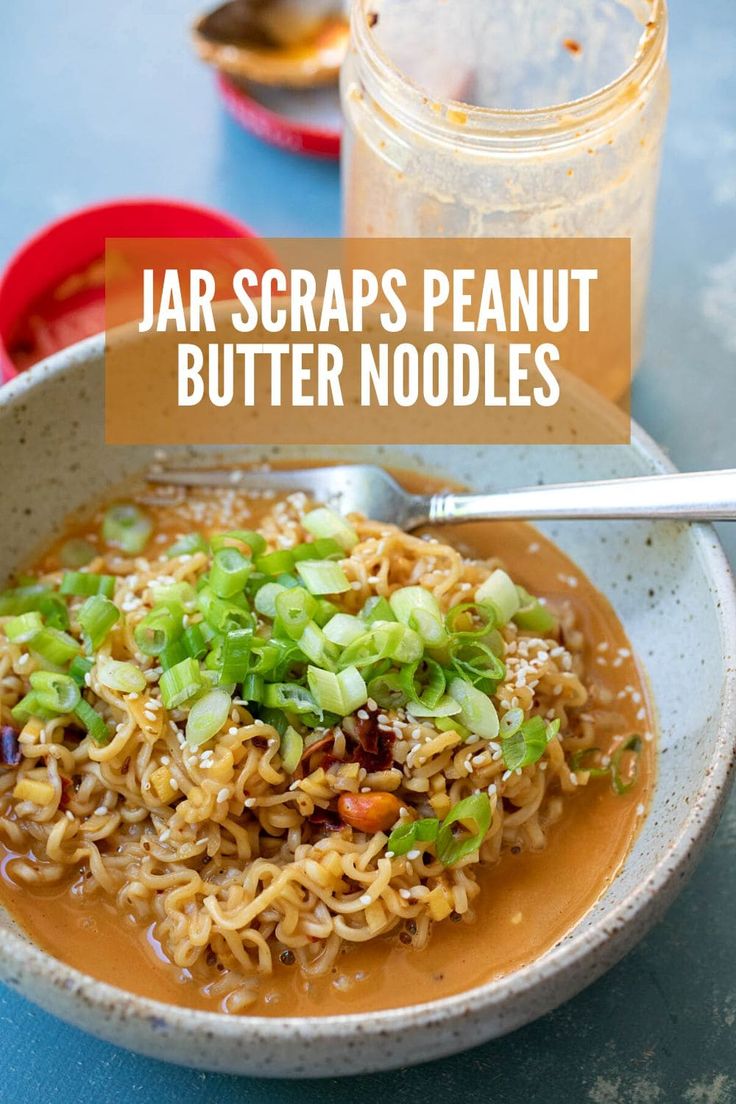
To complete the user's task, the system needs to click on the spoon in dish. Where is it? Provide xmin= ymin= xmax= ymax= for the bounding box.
xmin=147 ymin=465 xmax=736 ymax=529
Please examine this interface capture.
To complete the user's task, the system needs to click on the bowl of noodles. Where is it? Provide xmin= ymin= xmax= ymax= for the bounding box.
xmin=0 ymin=335 xmax=734 ymax=1077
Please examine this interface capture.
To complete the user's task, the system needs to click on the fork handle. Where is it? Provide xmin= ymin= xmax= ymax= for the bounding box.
xmin=426 ymin=469 xmax=736 ymax=525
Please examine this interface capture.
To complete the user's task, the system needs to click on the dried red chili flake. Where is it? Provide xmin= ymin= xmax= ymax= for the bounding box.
xmin=352 ymin=709 xmax=395 ymax=773
xmin=308 ymin=806 xmax=343 ymax=831
xmin=0 ymin=726 xmax=21 ymax=767
xmin=59 ymin=775 xmax=75 ymax=810
xmin=563 ymin=37 xmax=582 ymax=54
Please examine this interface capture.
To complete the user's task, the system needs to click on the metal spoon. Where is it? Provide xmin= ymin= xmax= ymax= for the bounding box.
xmin=146 ymin=465 xmax=736 ymax=528
xmin=193 ymin=0 xmax=349 ymax=88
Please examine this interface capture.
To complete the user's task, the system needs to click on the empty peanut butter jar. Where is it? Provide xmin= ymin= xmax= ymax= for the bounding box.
xmin=341 ymin=0 xmax=669 ymax=372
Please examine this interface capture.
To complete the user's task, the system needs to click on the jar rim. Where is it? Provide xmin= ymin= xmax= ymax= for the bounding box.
xmin=350 ymin=0 xmax=668 ymax=150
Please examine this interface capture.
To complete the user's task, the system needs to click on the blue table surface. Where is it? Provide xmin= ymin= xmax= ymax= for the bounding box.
xmin=1 ymin=2 xmax=735 ymax=1101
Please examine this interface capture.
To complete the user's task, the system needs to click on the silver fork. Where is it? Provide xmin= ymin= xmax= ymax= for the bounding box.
xmin=146 ymin=465 xmax=736 ymax=528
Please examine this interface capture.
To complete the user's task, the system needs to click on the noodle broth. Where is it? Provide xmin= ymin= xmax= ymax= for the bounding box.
xmin=0 ymin=471 xmax=654 ymax=1016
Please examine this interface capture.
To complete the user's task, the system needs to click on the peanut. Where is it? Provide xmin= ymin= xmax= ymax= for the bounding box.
xmin=337 ymin=791 xmax=403 ymax=833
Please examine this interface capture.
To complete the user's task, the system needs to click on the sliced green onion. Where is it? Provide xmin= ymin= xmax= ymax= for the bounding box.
xmin=292 ymin=538 xmax=340 ymax=563
xmin=610 ymin=735 xmax=642 ymax=795
xmin=313 ymin=598 xmax=339 ymax=627
xmin=102 ymin=503 xmax=152 ymax=555
xmin=263 ymin=681 xmax=319 ymax=716
xmin=37 ymin=593 xmax=69 ymax=631
xmin=340 ymin=622 xmax=423 ymax=670
xmin=134 ymin=607 xmax=183 ymax=657
xmin=279 ymin=725 xmax=303 ymax=773
xmin=166 ymin=533 xmax=208 ymax=559
xmin=302 ymin=506 xmax=358 ymax=551
xmin=210 ymin=547 xmax=253 ymax=599
xmin=436 ymin=793 xmax=492 ymax=866
xmin=499 ymin=706 xmax=525 ymax=737
xmin=78 ymin=595 xmax=120 ymax=652
xmin=474 ymin=569 xmax=520 ymax=625
xmin=361 ymin=595 xmax=395 ymax=624
xmin=11 ymin=691 xmax=55 ymax=724
xmin=29 ymin=671 xmax=80 ymax=714
xmin=295 ymin=560 xmax=350 ymax=595
xmin=185 ymin=687 xmax=232 ymax=747
xmin=449 ymin=639 xmax=505 ymax=693
xmin=242 ymin=672 xmax=264 ymax=703
xmin=219 ymin=629 xmax=253 ymax=684
xmin=254 ymin=582 xmax=286 ymax=619
xmin=60 ymin=571 xmax=115 ymax=599
xmin=307 ymin=664 xmax=367 ymax=715
xmin=275 ymin=586 xmax=318 ymax=640
xmin=5 ymin=611 xmax=43 ymax=643
xmin=59 ymin=538 xmax=97 ymax=568
xmin=298 ymin=621 xmax=336 ymax=667
xmin=182 ymin=622 xmax=211 ymax=660
xmin=31 ymin=627 xmax=81 ymax=667
xmin=513 ymin=587 xmax=557 ymax=634
xmin=150 ymin=581 xmax=197 ymax=612
xmin=211 ymin=529 xmax=266 ymax=557
xmin=434 ymin=715 xmax=471 ymax=740
xmin=69 ymin=655 xmax=94 ymax=687
xmin=0 ymin=583 xmax=52 ymax=617
xmin=160 ymin=639 xmax=188 ymax=671
xmin=256 ymin=705 xmax=288 ymax=736
xmin=407 ymin=695 xmax=461 ymax=718
xmin=74 ymin=698 xmax=112 ymax=746
xmin=367 ymin=671 xmax=407 ymax=711
xmin=323 ymin=613 xmax=366 ymax=647
xmin=387 ymin=817 xmax=439 ymax=857
xmin=445 ymin=601 xmax=498 ymax=640
xmin=255 ymin=549 xmax=295 ymax=576
xmin=197 ymin=588 xmax=252 ymax=633
xmin=159 ymin=657 xmax=204 ymax=709
xmin=337 ymin=665 xmax=369 ymax=713
xmin=448 ymin=677 xmax=499 ymax=739
xmin=399 ymin=658 xmax=446 ymax=709
xmin=95 ymin=656 xmax=147 ymax=694
xmin=389 ymin=586 xmax=448 ymax=648
xmin=502 ymin=715 xmax=548 ymax=770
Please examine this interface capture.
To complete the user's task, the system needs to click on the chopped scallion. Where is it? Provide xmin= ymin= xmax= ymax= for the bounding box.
xmin=60 ymin=571 xmax=115 ymax=599
xmin=436 ymin=793 xmax=492 ymax=866
xmin=295 ymin=560 xmax=350 ymax=595
xmin=74 ymin=698 xmax=112 ymax=746
xmin=302 ymin=506 xmax=358 ymax=552
xmin=185 ymin=687 xmax=232 ymax=747
xmin=78 ymin=595 xmax=120 ymax=652
xmin=279 ymin=725 xmax=303 ymax=773
xmin=29 ymin=671 xmax=80 ymax=714
xmin=159 ymin=657 xmax=203 ymax=709
xmin=102 ymin=503 xmax=152 ymax=555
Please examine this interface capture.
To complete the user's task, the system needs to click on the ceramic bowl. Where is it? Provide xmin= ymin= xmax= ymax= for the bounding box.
xmin=0 ymin=336 xmax=734 ymax=1078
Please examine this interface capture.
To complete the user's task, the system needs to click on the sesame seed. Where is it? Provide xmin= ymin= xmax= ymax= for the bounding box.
xmin=217 ymin=788 xmax=229 ymax=803
xmin=406 ymin=849 xmax=421 ymax=860
xmin=359 ymin=894 xmax=372 ymax=906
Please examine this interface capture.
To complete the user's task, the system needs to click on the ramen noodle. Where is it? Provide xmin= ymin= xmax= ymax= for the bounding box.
xmin=0 ymin=476 xmax=653 ymax=1014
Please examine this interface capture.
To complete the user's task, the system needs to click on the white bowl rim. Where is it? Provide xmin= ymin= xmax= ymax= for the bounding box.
xmin=1 ymin=334 xmax=735 ymax=1041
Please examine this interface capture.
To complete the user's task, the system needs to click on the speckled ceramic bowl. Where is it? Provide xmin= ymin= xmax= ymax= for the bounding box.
xmin=0 ymin=336 xmax=734 ymax=1078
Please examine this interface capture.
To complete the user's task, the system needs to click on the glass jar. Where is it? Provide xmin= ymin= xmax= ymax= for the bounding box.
xmin=341 ymin=0 xmax=669 ymax=372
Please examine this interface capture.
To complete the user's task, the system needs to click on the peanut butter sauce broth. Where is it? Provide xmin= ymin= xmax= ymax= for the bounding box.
xmin=0 ymin=470 xmax=654 ymax=1016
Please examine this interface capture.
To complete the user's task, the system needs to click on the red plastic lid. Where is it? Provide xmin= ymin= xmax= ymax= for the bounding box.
xmin=0 ymin=197 xmax=265 ymax=382
xmin=217 ymin=72 xmax=341 ymax=160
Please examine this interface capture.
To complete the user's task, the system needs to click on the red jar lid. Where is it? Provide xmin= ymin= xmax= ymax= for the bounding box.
xmin=216 ymin=72 xmax=341 ymax=159
xmin=0 ymin=197 xmax=266 ymax=382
